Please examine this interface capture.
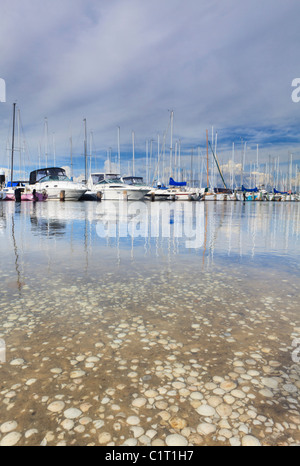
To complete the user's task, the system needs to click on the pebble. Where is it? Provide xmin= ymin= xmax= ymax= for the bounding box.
xmin=259 ymin=388 xmax=273 ymax=397
xmin=0 ymin=421 xmax=18 ymax=433
xmin=231 ymin=389 xmax=246 ymax=399
xmin=126 ymin=416 xmax=140 ymax=426
xmin=220 ymin=381 xmax=237 ymax=392
xmin=25 ymin=378 xmax=37 ymax=386
xmin=165 ymin=434 xmax=188 ymax=446
xmin=261 ymin=378 xmax=278 ymax=389
xmin=169 ymin=417 xmax=187 ymax=430
xmin=197 ymin=423 xmax=216 ymax=435
xmin=0 ymin=432 xmax=22 ymax=446
xmin=60 ymin=419 xmax=74 ymax=431
xmin=64 ymin=408 xmax=82 ymax=419
xmin=47 ymin=401 xmax=65 ymax=413
xmin=70 ymin=370 xmax=86 ymax=379
xmin=123 ymin=438 xmax=138 ymax=446
xmin=25 ymin=429 xmax=38 ymax=438
xmin=98 ymin=432 xmax=112 ymax=444
xmin=93 ymin=420 xmax=105 ymax=429
xmin=196 ymin=404 xmax=216 ymax=416
xmin=132 ymin=397 xmax=147 ymax=408
xmin=241 ymin=435 xmax=261 ymax=446
xmin=216 ymin=403 xmax=232 ymax=417
xmin=10 ymin=358 xmax=25 ymax=366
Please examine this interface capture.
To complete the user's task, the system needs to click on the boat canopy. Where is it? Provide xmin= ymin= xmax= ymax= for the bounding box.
xmin=241 ymin=185 xmax=258 ymax=193
xmin=169 ymin=177 xmax=187 ymax=187
xmin=30 ymin=167 xmax=66 ymax=184
xmin=273 ymin=188 xmax=290 ymax=195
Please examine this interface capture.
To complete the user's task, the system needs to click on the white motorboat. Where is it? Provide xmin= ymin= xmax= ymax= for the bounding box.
xmin=86 ymin=173 xmax=149 ymax=201
xmin=0 ymin=190 xmax=6 ymax=200
xmin=29 ymin=167 xmax=87 ymax=201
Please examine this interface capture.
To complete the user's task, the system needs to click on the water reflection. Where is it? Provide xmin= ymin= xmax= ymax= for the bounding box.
xmin=0 ymin=201 xmax=299 ymax=289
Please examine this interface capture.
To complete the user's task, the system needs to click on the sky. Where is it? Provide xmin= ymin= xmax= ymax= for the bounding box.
xmin=0 ymin=0 xmax=300 ymax=184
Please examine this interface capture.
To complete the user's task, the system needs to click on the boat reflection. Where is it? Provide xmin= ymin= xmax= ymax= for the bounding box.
xmin=1 ymin=201 xmax=299 ymax=274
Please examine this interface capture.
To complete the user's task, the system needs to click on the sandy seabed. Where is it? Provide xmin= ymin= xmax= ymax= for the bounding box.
xmin=1 ymin=259 xmax=299 ymax=446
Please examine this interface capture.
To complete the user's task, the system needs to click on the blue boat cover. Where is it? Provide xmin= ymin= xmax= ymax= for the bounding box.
xmin=6 ymin=181 xmax=24 ymax=187
xmin=169 ymin=177 xmax=187 ymax=187
xmin=242 ymin=185 xmax=258 ymax=193
xmin=274 ymin=188 xmax=288 ymax=194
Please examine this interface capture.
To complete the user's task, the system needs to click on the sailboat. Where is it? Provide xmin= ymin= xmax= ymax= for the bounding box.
xmin=202 ymin=130 xmax=236 ymax=201
xmin=166 ymin=177 xmax=199 ymax=201
xmin=5 ymin=103 xmax=48 ymax=201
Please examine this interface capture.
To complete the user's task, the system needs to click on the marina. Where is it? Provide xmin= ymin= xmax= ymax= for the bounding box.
xmin=0 ymin=200 xmax=299 ymax=446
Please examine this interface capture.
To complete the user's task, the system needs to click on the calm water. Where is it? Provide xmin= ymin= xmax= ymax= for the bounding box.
xmin=0 ymin=200 xmax=299 ymax=446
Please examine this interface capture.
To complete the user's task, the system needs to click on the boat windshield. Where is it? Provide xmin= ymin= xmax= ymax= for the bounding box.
xmin=38 ymin=175 xmax=71 ymax=183
xmin=97 ymin=178 xmax=123 ymax=185
xmin=123 ymin=177 xmax=144 ymax=185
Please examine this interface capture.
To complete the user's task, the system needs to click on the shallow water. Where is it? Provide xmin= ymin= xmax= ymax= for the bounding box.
xmin=0 ymin=200 xmax=299 ymax=446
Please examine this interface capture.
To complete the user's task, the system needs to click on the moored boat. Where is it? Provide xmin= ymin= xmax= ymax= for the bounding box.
xmin=29 ymin=167 xmax=87 ymax=201
xmin=85 ymin=173 xmax=149 ymax=201
xmin=2 ymin=182 xmax=48 ymax=201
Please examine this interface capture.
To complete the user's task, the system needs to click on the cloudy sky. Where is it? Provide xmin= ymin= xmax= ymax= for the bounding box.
xmin=0 ymin=0 xmax=300 ymax=180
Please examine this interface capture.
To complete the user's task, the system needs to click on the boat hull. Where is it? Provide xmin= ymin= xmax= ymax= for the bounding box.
xmin=34 ymin=182 xmax=87 ymax=201
xmin=173 ymin=192 xmax=199 ymax=201
xmin=203 ymin=193 xmax=237 ymax=201
xmin=21 ymin=192 xmax=48 ymax=201
xmin=44 ymin=189 xmax=86 ymax=201
xmin=145 ymin=190 xmax=170 ymax=201
xmin=92 ymin=187 xmax=149 ymax=201
xmin=2 ymin=189 xmax=47 ymax=201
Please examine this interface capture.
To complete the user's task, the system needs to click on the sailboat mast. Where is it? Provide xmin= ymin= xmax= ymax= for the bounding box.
xmin=70 ymin=135 xmax=73 ymax=180
xmin=206 ymin=129 xmax=209 ymax=188
xmin=117 ymin=126 xmax=121 ymax=174
xmin=169 ymin=110 xmax=174 ymax=178
xmin=157 ymin=133 xmax=160 ymax=181
xmin=83 ymin=118 xmax=87 ymax=182
xmin=132 ymin=130 xmax=135 ymax=176
xmin=11 ymin=102 xmax=16 ymax=184
xmin=44 ymin=117 xmax=48 ymax=168
xmin=146 ymin=139 xmax=149 ymax=185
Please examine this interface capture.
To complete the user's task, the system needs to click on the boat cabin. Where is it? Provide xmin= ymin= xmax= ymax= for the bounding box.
xmin=29 ymin=167 xmax=67 ymax=184
xmin=213 ymin=187 xmax=233 ymax=194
